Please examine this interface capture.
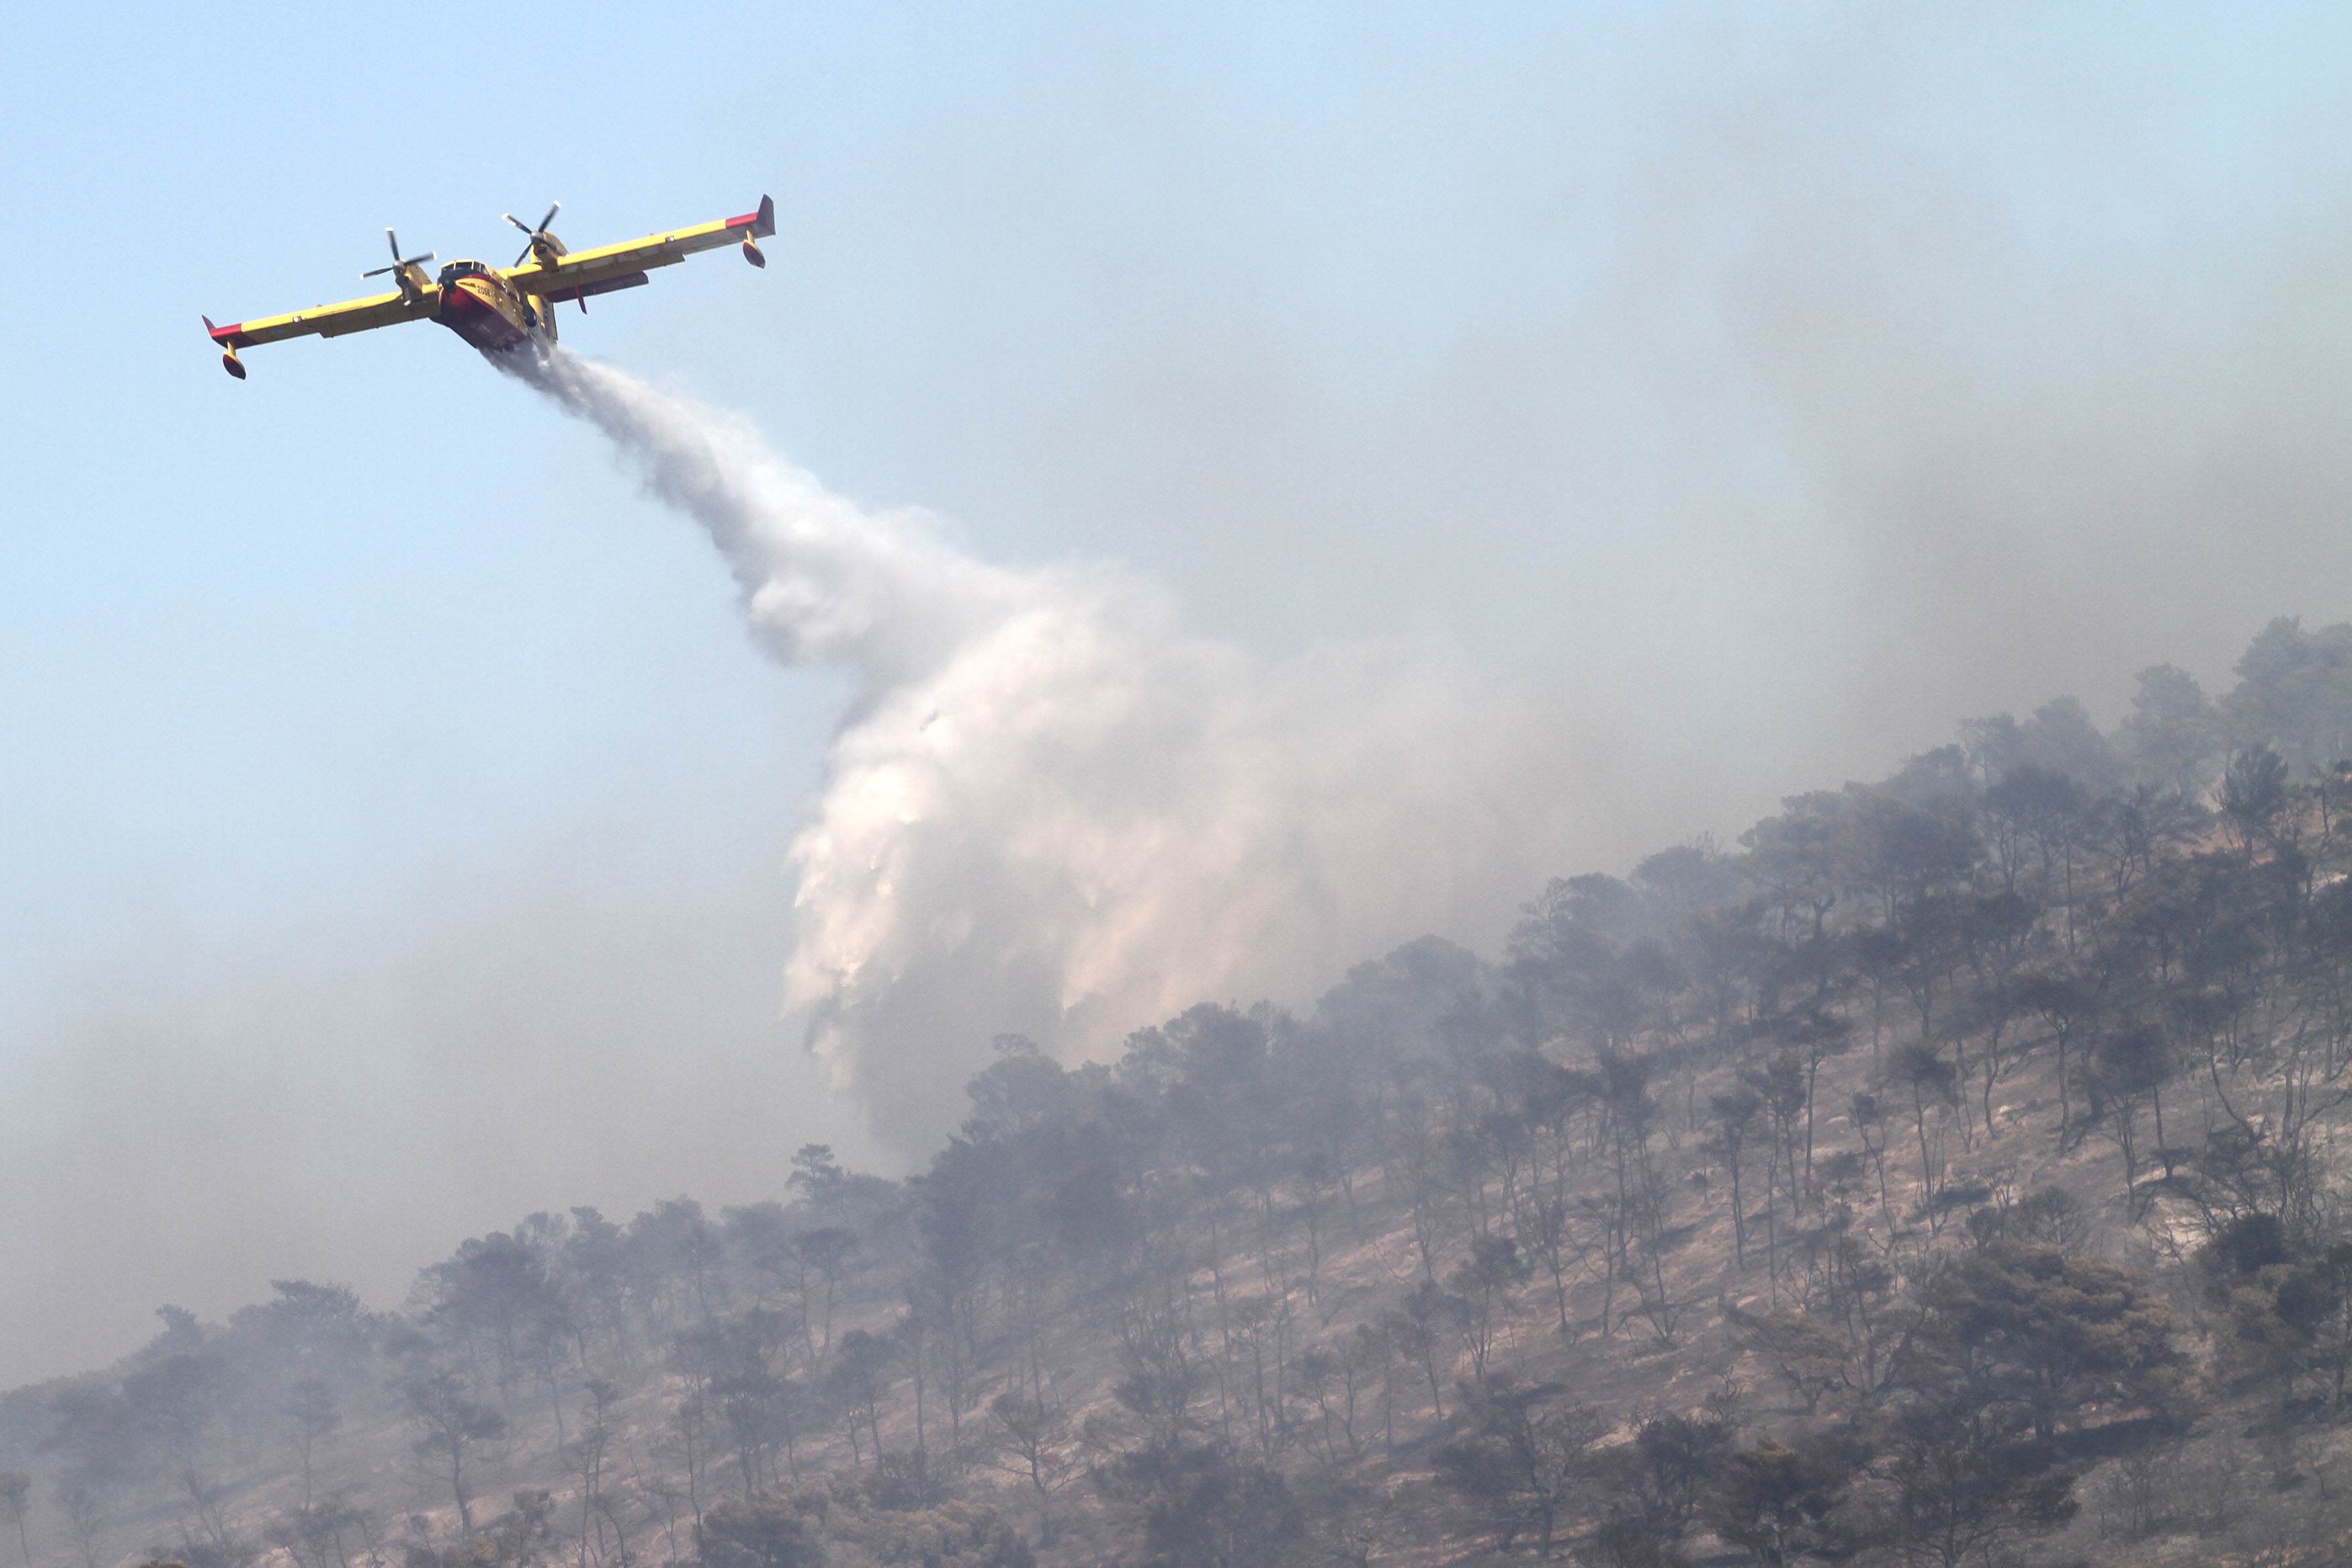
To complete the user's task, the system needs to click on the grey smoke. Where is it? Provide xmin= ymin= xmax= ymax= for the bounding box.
xmin=11 ymin=7 xmax=2352 ymax=1393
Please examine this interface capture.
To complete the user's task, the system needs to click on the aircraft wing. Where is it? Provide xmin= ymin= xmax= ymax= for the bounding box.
xmin=206 ymin=287 xmax=439 ymax=349
xmin=505 ymin=195 xmax=775 ymax=299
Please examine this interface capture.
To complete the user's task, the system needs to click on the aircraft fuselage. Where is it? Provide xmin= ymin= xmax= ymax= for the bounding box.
xmin=434 ymin=261 xmax=553 ymax=353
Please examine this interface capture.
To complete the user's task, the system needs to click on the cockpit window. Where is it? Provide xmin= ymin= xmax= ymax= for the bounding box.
xmin=435 ymin=260 xmax=490 ymax=284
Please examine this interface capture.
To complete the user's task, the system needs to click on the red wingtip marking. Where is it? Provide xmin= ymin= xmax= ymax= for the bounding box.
xmin=726 ymin=197 xmax=777 ymax=238
xmin=208 ymin=319 xmax=244 ymax=343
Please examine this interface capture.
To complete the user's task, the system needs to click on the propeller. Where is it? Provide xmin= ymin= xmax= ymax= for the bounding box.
xmin=362 ymin=228 xmax=435 ymax=279
xmin=505 ymin=202 xmax=561 ymax=266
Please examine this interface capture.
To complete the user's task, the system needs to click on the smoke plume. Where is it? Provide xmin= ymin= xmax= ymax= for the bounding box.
xmin=512 ymin=349 xmax=1572 ymax=1149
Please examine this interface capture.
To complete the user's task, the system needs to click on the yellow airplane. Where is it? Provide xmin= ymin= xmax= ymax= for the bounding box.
xmin=202 ymin=195 xmax=775 ymax=378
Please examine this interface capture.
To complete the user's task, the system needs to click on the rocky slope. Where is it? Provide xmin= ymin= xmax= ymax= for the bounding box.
xmin=14 ymin=618 xmax=2352 ymax=1567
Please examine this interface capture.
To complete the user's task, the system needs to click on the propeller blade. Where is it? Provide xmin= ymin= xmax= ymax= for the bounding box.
xmin=514 ymin=242 xmax=534 ymax=267
xmin=505 ymin=212 xmax=534 ymax=234
xmin=538 ymin=201 xmax=560 ymax=232
xmin=386 ymin=228 xmax=402 ymax=260
xmin=401 ymin=252 xmax=435 ymax=267
xmin=362 ymin=266 xmax=393 ymax=277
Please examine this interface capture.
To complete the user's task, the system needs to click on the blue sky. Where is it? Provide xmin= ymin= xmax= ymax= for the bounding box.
xmin=5 ymin=3 xmax=2352 ymax=1382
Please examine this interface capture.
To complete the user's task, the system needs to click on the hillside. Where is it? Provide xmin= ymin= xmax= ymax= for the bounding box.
xmin=14 ymin=615 xmax=2352 ymax=1567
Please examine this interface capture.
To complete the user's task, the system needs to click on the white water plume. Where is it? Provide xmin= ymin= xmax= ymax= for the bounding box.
xmin=513 ymin=348 xmax=1575 ymax=1150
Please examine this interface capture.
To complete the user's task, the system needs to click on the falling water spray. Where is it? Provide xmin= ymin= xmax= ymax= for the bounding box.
xmin=510 ymin=348 xmax=1571 ymax=1149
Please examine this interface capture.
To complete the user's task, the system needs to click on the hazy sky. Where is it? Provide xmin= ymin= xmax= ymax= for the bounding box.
xmin=5 ymin=3 xmax=2352 ymax=1386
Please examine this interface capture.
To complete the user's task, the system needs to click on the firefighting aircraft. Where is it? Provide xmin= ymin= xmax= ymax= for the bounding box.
xmin=202 ymin=195 xmax=775 ymax=378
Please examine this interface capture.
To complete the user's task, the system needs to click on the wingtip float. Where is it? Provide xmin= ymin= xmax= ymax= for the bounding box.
xmin=202 ymin=195 xmax=777 ymax=379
